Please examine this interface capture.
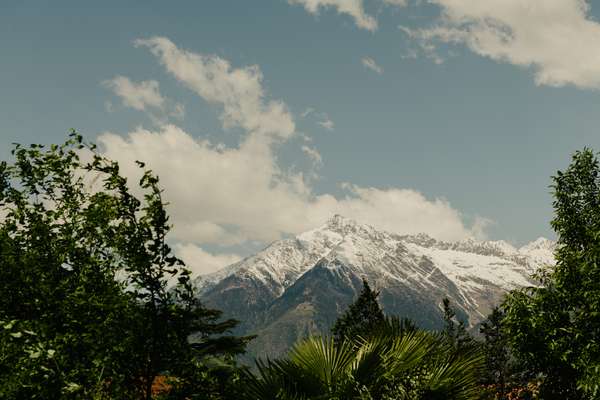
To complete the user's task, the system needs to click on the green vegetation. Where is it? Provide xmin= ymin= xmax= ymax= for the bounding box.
xmin=2 ymin=135 xmax=600 ymax=399
xmin=245 ymin=324 xmax=483 ymax=399
xmin=503 ymin=148 xmax=600 ymax=398
xmin=0 ymin=133 xmax=250 ymax=399
xmin=331 ymin=278 xmax=385 ymax=343
xmin=441 ymin=298 xmax=477 ymax=354
xmin=246 ymin=281 xmax=482 ymax=399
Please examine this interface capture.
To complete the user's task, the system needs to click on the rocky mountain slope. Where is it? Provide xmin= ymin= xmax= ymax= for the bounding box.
xmin=194 ymin=215 xmax=555 ymax=358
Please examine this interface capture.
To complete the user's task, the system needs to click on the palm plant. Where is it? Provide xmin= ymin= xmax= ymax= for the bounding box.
xmin=244 ymin=326 xmax=483 ymax=400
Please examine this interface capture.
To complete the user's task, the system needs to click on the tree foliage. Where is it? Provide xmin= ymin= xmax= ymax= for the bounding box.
xmin=441 ymin=298 xmax=477 ymax=354
xmin=331 ymin=278 xmax=385 ymax=342
xmin=0 ymin=133 xmax=250 ymax=399
xmin=243 ymin=282 xmax=484 ymax=399
xmin=478 ymin=307 xmax=512 ymax=398
xmin=503 ymin=148 xmax=600 ymax=399
xmin=245 ymin=326 xmax=483 ymax=400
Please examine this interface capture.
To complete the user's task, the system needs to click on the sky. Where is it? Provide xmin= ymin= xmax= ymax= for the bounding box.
xmin=2 ymin=0 xmax=600 ymax=276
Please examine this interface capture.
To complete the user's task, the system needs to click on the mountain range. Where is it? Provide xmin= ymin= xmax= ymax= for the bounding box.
xmin=193 ymin=215 xmax=555 ymax=358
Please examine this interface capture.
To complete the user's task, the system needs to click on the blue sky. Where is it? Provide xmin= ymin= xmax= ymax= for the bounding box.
xmin=3 ymin=0 xmax=600 ymax=274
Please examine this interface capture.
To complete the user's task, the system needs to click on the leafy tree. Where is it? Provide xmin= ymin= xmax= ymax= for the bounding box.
xmin=0 ymin=133 xmax=250 ymax=399
xmin=479 ymin=307 xmax=511 ymax=398
xmin=332 ymin=278 xmax=385 ymax=342
xmin=503 ymin=148 xmax=600 ymax=398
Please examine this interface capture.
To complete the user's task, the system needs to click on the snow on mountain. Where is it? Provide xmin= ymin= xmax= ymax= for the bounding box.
xmin=194 ymin=225 xmax=343 ymax=296
xmin=519 ymin=237 xmax=556 ymax=266
xmin=197 ymin=215 xmax=553 ymax=295
xmin=194 ymin=215 xmax=555 ymax=357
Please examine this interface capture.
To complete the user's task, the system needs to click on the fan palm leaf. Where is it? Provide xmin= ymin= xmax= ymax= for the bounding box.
xmin=244 ymin=330 xmax=483 ymax=400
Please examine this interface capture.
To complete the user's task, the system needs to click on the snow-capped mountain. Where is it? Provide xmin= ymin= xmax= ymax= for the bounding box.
xmin=195 ymin=215 xmax=555 ymax=358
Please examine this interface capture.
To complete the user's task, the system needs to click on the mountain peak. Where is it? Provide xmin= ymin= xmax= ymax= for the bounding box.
xmin=520 ymin=237 xmax=555 ymax=253
xmin=325 ymin=214 xmax=358 ymax=229
xmin=320 ymin=214 xmax=383 ymax=241
xmin=196 ymin=218 xmax=556 ymax=358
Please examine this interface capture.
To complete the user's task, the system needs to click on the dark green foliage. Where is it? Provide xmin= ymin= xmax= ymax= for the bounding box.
xmin=244 ymin=329 xmax=484 ymax=400
xmin=503 ymin=148 xmax=600 ymax=399
xmin=371 ymin=315 xmax=418 ymax=338
xmin=441 ymin=298 xmax=477 ymax=354
xmin=248 ymin=285 xmax=484 ymax=399
xmin=331 ymin=278 xmax=385 ymax=342
xmin=479 ymin=307 xmax=511 ymax=398
xmin=0 ymin=133 xmax=250 ymax=399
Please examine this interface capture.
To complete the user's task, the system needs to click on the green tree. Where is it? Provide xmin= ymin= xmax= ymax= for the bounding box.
xmin=0 ymin=133 xmax=250 ymax=399
xmin=479 ymin=307 xmax=511 ymax=398
xmin=332 ymin=278 xmax=385 ymax=342
xmin=244 ymin=329 xmax=483 ymax=400
xmin=441 ymin=298 xmax=476 ymax=354
xmin=503 ymin=148 xmax=600 ymax=398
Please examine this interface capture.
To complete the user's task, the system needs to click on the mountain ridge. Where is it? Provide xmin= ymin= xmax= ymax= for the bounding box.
xmin=194 ymin=215 xmax=555 ymax=358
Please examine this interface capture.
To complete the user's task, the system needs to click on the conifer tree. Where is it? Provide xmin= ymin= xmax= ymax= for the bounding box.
xmin=441 ymin=297 xmax=476 ymax=353
xmin=331 ymin=278 xmax=385 ymax=342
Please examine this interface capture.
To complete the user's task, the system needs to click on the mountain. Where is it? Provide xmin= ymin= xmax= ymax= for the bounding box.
xmin=194 ymin=215 xmax=555 ymax=358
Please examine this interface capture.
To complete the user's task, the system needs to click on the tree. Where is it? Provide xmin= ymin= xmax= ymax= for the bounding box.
xmin=0 ymin=133 xmax=250 ymax=399
xmin=441 ymin=298 xmax=476 ymax=354
xmin=331 ymin=278 xmax=385 ymax=342
xmin=503 ymin=148 xmax=600 ymax=398
xmin=479 ymin=307 xmax=511 ymax=398
xmin=244 ymin=330 xmax=484 ymax=400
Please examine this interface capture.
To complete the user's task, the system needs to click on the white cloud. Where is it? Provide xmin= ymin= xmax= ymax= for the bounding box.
xmin=98 ymin=38 xmax=489 ymax=271
xmin=174 ymin=243 xmax=241 ymax=276
xmin=134 ymin=37 xmax=295 ymax=141
xmin=103 ymin=76 xmax=165 ymax=111
xmin=102 ymin=75 xmax=185 ymax=124
xmin=97 ymin=125 xmax=310 ymax=245
xmin=98 ymin=125 xmax=486 ymax=245
xmin=303 ymin=107 xmax=334 ymax=131
xmin=329 ymin=184 xmax=485 ymax=241
xmin=361 ymin=56 xmax=384 ymax=74
xmin=317 ymin=115 xmax=335 ymax=131
xmin=301 ymin=107 xmax=315 ymax=118
xmin=405 ymin=0 xmax=600 ymax=89
xmin=302 ymin=145 xmax=323 ymax=166
xmin=169 ymin=103 xmax=186 ymax=120
xmin=288 ymin=0 xmax=378 ymax=31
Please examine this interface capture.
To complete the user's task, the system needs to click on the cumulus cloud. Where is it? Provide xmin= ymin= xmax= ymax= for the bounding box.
xmin=98 ymin=125 xmax=486 ymax=246
xmin=173 ymin=243 xmax=241 ymax=277
xmin=134 ymin=37 xmax=295 ymax=140
xmin=98 ymin=37 xmax=490 ymax=274
xmin=102 ymin=75 xmax=186 ymax=124
xmin=404 ymin=0 xmax=600 ymax=89
xmin=288 ymin=0 xmax=377 ymax=31
xmin=361 ymin=56 xmax=384 ymax=74
xmin=328 ymin=184 xmax=482 ymax=240
xmin=97 ymin=125 xmax=309 ymax=245
xmin=103 ymin=76 xmax=165 ymax=111
xmin=169 ymin=103 xmax=185 ymax=119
